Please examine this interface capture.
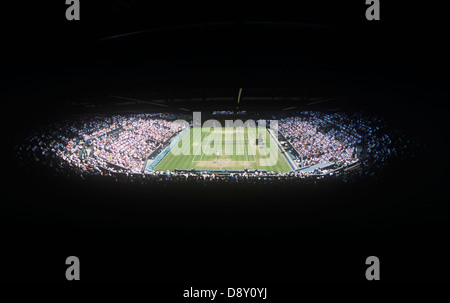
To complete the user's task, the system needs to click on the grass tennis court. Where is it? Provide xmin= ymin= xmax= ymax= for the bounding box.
xmin=154 ymin=127 xmax=292 ymax=172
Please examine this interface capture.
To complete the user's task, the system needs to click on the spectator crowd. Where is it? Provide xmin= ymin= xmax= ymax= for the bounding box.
xmin=15 ymin=111 xmax=415 ymax=185
xmin=212 ymin=110 xmax=246 ymax=115
xmin=16 ymin=113 xmax=185 ymax=176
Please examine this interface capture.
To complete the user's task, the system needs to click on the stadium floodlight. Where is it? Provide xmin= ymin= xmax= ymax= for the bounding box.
xmin=236 ymin=88 xmax=243 ymax=110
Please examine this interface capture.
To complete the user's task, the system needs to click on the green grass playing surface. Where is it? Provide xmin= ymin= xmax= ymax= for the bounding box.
xmin=153 ymin=127 xmax=292 ymax=172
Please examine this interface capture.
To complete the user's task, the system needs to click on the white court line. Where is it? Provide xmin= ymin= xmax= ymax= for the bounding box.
xmin=191 ymin=130 xmax=258 ymax=163
xmin=198 ymin=129 xmax=215 ymax=162
xmin=244 ymin=132 xmax=249 ymax=162
xmin=192 ymin=137 xmax=257 ymax=163
xmin=192 ymin=160 xmax=257 ymax=163
xmin=192 ymin=129 xmax=204 ymax=161
xmin=246 ymin=131 xmax=256 ymax=162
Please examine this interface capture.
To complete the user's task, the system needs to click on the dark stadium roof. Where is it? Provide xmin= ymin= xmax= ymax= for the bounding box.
xmin=2 ymin=1 xmax=446 ymax=116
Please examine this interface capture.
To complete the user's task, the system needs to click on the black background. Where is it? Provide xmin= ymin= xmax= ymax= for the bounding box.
xmin=0 ymin=0 xmax=448 ymax=292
